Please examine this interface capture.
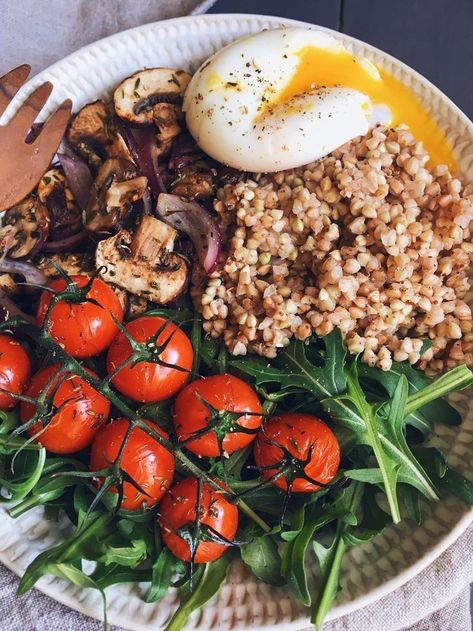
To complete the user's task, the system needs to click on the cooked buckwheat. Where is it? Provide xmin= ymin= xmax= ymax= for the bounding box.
xmin=193 ymin=126 xmax=473 ymax=373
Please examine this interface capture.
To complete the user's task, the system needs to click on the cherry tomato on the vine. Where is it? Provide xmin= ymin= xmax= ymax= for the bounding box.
xmin=37 ymin=275 xmax=124 ymax=358
xmin=0 ymin=334 xmax=31 ymax=410
xmin=173 ymin=374 xmax=262 ymax=457
xmin=90 ymin=417 xmax=175 ymax=511
xmin=253 ymin=413 xmax=341 ymax=493
xmin=20 ymin=364 xmax=110 ymax=454
xmin=106 ymin=316 xmax=193 ymax=403
xmin=158 ymin=477 xmax=238 ymax=563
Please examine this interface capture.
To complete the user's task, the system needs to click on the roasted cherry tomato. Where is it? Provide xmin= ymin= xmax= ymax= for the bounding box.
xmin=37 ymin=275 xmax=124 ymax=358
xmin=173 ymin=374 xmax=262 ymax=457
xmin=253 ymin=413 xmax=340 ymax=493
xmin=0 ymin=334 xmax=31 ymax=410
xmin=106 ymin=316 xmax=193 ymax=403
xmin=158 ymin=477 xmax=238 ymax=563
xmin=90 ymin=417 xmax=175 ymax=511
xmin=21 ymin=364 xmax=110 ymax=454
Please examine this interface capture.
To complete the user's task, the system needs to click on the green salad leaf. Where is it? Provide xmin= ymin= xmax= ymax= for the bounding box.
xmin=231 ymin=329 xmax=347 ymax=397
xmin=164 ymin=555 xmax=232 ymax=631
xmin=241 ymin=526 xmax=284 ymax=586
xmin=147 ymin=548 xmax=181 ymax=604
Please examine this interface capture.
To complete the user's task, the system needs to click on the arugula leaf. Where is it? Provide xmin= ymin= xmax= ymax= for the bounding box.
xmin=46 ymin=563 xmax=107 ymax=626
xmin=324 ymin=363 xmax=439 ymax=522
xmin=280 ymin=504 xmax=306 ymax=542
xmin=358 ymin=362 xmax=462 ymax=433
xmin=0 ymin=448 xmax=46 ymax=504
xmin=415 ymin=447 xmax=473 ymax=505
xmin=281 ymin=499 xmax=346 ymax=605
xmin=164 ymin=555 xmax=232 ymax=631
xmin=404 ymin=365 xmax=473 ymax=416
xmin=200 ymin=338 xmax=224 ymax=373
xmin=311 ymin=482 xmax=364 ymax=628
xmin=327 ymin=362 xmax=403 ymax=522
xmin=229 ymin=481 xmax=285 ymax=516
xmin=97 ymin=538 xmax=147 ymax=567
xmin=9 ymin=469 xmax=86 ymax=518
xmin=0 ymin=409 xmax=19 ymax=434
xmin=231 ymin=330 xmax=347 ymax=397
xmin=18 ymin=512 xmax=112 ymax=594
xmin=241 ymin=526 xmax=284 ymax=586
xmin=92 ymin=564 xmax=152 ymax=589
xmin=401 ymin=486 xmax=422 ymax=524
xmin=147 ymin=548 xmax=180 ymax=603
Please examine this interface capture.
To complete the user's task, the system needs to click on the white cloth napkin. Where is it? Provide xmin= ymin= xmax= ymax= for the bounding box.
xmin=0 ymin=1 xmax=471 ymax=629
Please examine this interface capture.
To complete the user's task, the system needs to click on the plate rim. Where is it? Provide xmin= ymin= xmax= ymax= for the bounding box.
xmin=2 ymin=11 xmax=472 ymax=630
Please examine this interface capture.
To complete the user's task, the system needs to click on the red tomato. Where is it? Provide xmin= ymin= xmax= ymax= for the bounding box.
xmin=253 ymin=413 xmax=340 ymax=493
xmin=0 ymin=334 xmax=31 ymax=409
xmin=90 ymin=417 xmax=175 ymax=511
xmin=106 ymin=316 xmax=193 ymax=403
xmin=37 ymin=275 xmax=123 ymax=358
xmin=21 ymin=364 xmax=110 ymax=454
xmin=173 ymin=374 xmax=262 ymax=457
xmin=158 ymin=477 xmax=238 ymax=563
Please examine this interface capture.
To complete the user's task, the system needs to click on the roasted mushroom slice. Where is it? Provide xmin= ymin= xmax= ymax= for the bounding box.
xmin=167 ymin=132 xmax=216 ymax=199
xmin=85 ymin=158 xmax=147 ymax=233
xmin=170 ymin=170 xmax=215 ymax=200
xmin=37 ymin=252 xmax=95 ymax=279
xmin=67 ymin=100 xmax=132 ymax=171
xmin=96 ymin=215 xmax=189 ymax=304
xmin=2 ymin=197 xmax=51 ymax=258
xmin=113 ymin=68 xmax=191 ymax=126
xmin=37 ymin=168 xmax=83 ymax=239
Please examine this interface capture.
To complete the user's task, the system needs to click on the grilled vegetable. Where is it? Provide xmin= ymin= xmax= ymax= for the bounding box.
xmin=156 ymin=193 xmax=221 ymax=274
xmin=66 ymin=100 xmax=132 ymax=171
xmin=85 ymin=158 xmax=147 ymax=233
xmin=96 ymin=215 xmax=189 ymax=303
xmin=113 ymin=68 xmax=191 ymax=126
xmin=2 ymin=197 xmax=51 ymax=258
xmin=37 ymin=252 xmax=95 ymax=279
xmin=37 ymin=168 xmax=83 ymax=240
xmin=0 ymin=259 xmax=47 ymax=286
xmin=57 ymin=152 xmax=93 ymax=210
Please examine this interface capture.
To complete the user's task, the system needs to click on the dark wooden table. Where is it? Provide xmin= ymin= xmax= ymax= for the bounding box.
xmin=209 ymin=0 xmax=473 ymax=622
xmin=209 ymin=0 xmax=473 ymax=119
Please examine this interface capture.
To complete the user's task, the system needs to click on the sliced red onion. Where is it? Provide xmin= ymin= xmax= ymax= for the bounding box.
xmin=42 ymin=230 xmax=88 ymax=253
xmin=58 ymin=152 xmax=93 ymax=210
xmin=0 ymin=258 xmax=48 ymax=286
xmin=121 ymin=125 xmax=166 ymax=196
xmin=156 ymin=193 xmax=221 ymax=274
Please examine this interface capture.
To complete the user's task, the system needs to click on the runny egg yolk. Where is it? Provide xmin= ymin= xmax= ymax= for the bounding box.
xmin=276 ymin=46 xmax=456 ymax=170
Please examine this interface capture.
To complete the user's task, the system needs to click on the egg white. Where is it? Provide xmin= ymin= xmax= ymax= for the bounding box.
xmin=183 ymin=28 xmax=375 ymax=172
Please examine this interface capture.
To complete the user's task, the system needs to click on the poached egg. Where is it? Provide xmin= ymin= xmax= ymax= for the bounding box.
xmin=184 ymin=27 xmax=455 ymax=173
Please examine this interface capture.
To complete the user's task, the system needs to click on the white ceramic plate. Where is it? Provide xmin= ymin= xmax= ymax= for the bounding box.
xmin=1 ymin=13 xmax=473 ymax=631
